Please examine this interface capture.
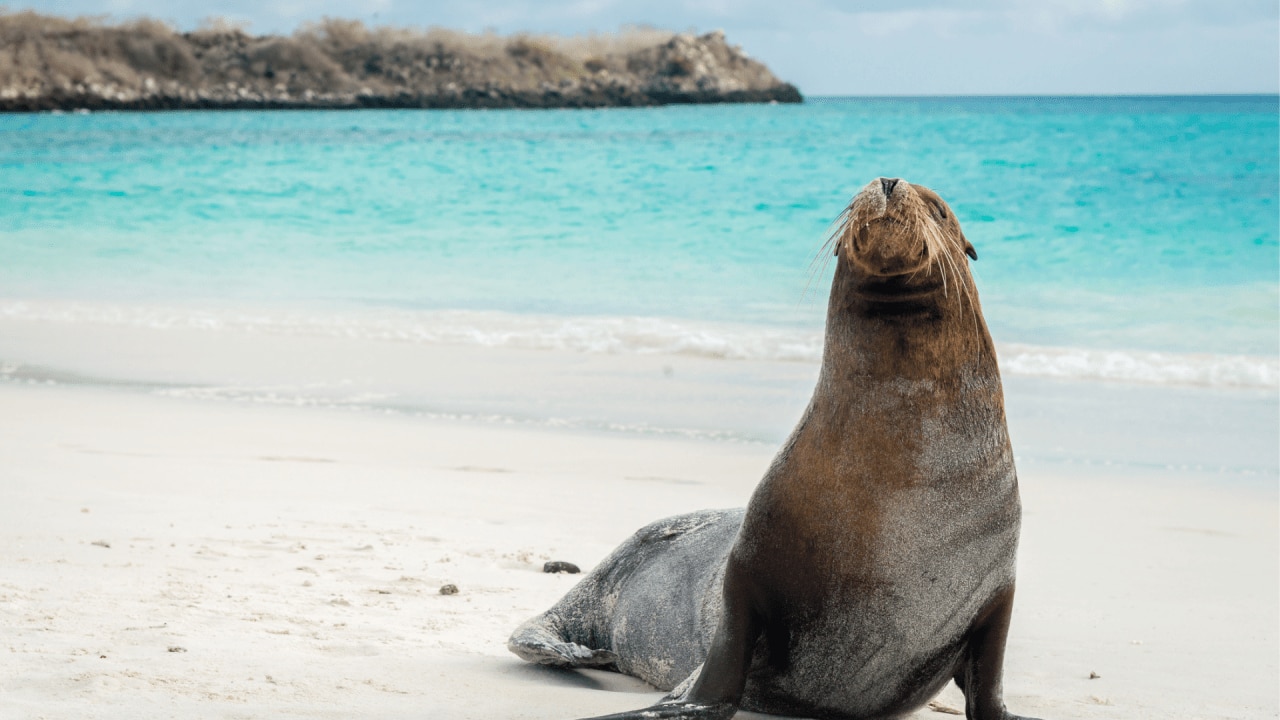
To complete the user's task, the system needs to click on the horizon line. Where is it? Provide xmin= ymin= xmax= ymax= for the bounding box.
xmin=804 ymin=92 xmax=1279 ymax=100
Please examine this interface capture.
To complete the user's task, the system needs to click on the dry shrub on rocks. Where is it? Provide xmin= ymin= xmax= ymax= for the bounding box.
xmin=0 ymin=10 xmax=801 ymax=109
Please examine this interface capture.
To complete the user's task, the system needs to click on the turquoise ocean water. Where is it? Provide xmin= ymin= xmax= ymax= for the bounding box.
xmin=0 ymin=96 xmax=1277 ymax=389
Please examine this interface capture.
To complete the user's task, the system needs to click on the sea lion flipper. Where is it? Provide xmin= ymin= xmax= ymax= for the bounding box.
xmin=678 ymin=563 xmax=762 ymax=706
xmin=508 ymin=615 xmax=618 ymax=668
xmin=578 ymin=564 xmax=761 ymax=720
xmin=955 ymin=586 xmax=1043 ymax=720
xmin=576 ymin=700 xmax=736 ymax=720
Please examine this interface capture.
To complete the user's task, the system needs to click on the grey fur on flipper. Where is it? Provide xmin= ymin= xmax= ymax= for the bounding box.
xmin=509 ymin=509 xmax=740 ymax=686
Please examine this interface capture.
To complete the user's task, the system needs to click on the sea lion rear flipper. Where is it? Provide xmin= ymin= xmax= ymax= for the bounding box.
xmin=576 ymin=700 xmax=736 ymax=720
xmin=508 ymin=614 xmax=618 ymax=668
xmin=578 ymin=563 xmax=760 ymax=720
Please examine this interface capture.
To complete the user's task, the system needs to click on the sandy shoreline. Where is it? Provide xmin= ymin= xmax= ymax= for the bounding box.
xmin=0 ymin=382 xmax=1275 ymax=719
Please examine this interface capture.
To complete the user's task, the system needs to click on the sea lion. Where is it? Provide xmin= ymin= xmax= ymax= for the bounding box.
xmin=508 ymin=178 xmax=1038 ymax=720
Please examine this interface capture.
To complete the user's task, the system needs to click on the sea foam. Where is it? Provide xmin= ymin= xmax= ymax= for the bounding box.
xmin=2 ymin=300 xmax=1275 ymax=390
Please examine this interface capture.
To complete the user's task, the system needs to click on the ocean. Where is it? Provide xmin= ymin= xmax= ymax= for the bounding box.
xmin=0 ymin=96 xmax=1277 ymax=469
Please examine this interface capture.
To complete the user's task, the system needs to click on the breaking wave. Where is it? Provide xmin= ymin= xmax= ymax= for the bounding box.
xmin=2 ymin=300 xmax=1275 ymax=389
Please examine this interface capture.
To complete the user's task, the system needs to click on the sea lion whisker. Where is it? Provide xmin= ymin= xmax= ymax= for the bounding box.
xmin=920 ymin=218 xmax=951 ymax=298
xmin=937 ymin=230 xmax=980 ymax=331
xmin=937 ymin=234 xmax=981 ymax=335
xmin=804 ymin=207 xmax=854 ymax=303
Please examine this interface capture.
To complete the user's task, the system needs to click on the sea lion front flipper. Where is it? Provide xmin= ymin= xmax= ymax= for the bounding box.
xmin=955 ymin=585 xmax=1043 ymax=720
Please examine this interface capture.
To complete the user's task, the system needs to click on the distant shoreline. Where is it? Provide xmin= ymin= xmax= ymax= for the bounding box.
xmin=0 ymin=87 xmax=801 ymax=113
xmin=10 ymin=94 xmax=1274 ymax=115
xmin=0 ymin=12 xmax=801 ymax=112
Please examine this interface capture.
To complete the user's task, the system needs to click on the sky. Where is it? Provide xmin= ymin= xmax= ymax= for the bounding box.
xmin=10 ymin=1 xmax=1280 ymax=95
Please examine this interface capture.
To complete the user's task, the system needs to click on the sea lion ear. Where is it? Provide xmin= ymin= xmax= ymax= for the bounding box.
xmin=964 ymin=242 xmax=978 ymax=261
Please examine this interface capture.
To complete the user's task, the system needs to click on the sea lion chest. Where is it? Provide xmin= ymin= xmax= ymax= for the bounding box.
xmin=733 ymin=374 xmax=1021 ymax=718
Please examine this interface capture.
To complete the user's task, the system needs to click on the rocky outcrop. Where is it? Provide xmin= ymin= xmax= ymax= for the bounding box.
xmin=0 ymin=13 xmax=802 ymax=111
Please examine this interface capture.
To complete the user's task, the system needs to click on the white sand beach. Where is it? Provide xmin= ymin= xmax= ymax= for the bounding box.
xmin=0 ymin=378 xmax=1275 ymax=720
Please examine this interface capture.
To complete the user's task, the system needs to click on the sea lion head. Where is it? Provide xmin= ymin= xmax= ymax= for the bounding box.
xmin=832 ymin=177 xmax=977 ymax=287
xmin=822 ymin=178 xmax=995 ymax=376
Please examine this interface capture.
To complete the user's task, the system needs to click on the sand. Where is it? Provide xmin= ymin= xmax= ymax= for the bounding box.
xmin=0 ymin=382 xmax=1275 ymax=719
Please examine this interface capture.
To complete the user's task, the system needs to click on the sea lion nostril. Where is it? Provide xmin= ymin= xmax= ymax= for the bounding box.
xmin=881 ymin=178 xmax=899 ymax=196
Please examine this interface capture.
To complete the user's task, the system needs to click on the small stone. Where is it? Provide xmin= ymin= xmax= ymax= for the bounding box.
xmin=543 ymin=561 xmax=581 ymax=574
xmin=1089 ymin=671 xmax=1101 ymax=679
xmin=90 ymin=540 xmax=110 ymax=549
xmin=439 ymin=584 xmax=459 ymax=595
xmin=167 ymin=646 xmax=187 ymax=653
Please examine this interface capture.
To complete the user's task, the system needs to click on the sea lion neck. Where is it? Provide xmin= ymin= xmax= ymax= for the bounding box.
xmin=817 ymin=252 xmax=997 ymax=389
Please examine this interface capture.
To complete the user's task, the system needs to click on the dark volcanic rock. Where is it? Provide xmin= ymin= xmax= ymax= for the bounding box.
xmin=0 ymin=13 xmax=802 ymax=112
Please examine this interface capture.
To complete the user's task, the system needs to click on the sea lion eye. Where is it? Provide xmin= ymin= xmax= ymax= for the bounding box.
xmin=932 ymin=201 xmax=948 ymax=221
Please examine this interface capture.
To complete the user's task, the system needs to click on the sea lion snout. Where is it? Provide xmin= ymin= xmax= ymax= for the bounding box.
xmin=839 ymin=177 xmax=937 ymax=278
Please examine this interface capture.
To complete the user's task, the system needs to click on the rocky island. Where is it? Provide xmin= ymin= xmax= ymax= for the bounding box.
xmin=0 ymin=12 xmax=802 ymax=111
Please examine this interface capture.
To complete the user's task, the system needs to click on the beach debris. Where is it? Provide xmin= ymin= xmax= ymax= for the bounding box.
xmin=80 ymin=508 xmax=90 ymax=513
xmin=927 ymin=700 xmax=963 ymax=715
xmin=543 ymin=561 xmax=581 ymax=574
xmin=90 ymin=540 xmax=111 ymax=549
xmin=167 ymin=646 xmax=187 ymax=653
xmin=1088 ymin=695 xmax=1113 ymax=706
xmin=1089 ymin=671 xmax=1101 ymax=679
xmin=439 ymin=584 xmax=459 ymax=595
xmin=373 ymin=588 xmax=391 ymax=594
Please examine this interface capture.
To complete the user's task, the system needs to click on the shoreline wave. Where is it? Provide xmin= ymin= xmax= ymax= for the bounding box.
xmin=1 ymin=300 xmax=1275 ymax=390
